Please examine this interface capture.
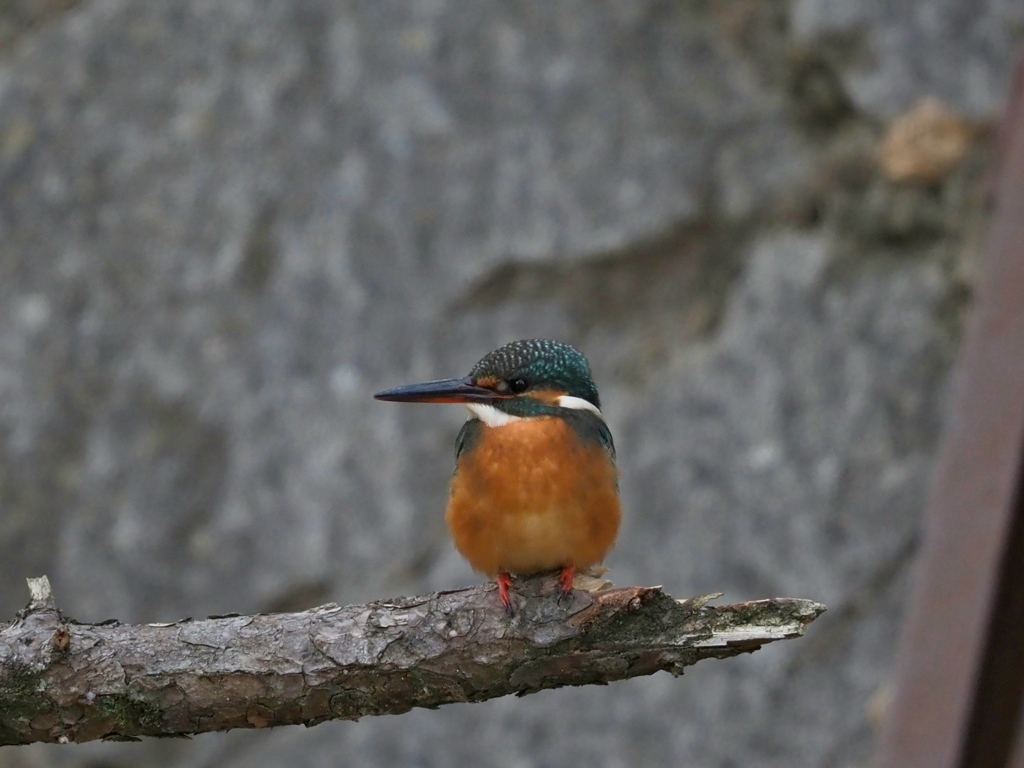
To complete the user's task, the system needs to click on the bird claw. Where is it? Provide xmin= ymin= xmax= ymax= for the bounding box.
xmin=557 ymin=564 xmax=576 ymax=605
xmin=497 ymin=567 xmax=577 ymax=615
xmin=497 ymin=571 xmax=515 ymax=616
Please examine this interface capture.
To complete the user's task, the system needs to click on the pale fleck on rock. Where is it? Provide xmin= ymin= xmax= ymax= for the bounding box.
xmin=15 ymin=294 xmax=51 ymax=332
xmin=1 ymin=119 xmax=34 ymax=161
xmin=877 ymin=97 xmax=974 ymax=185
xmin=867 ymin=682 xmax=894 ymax=730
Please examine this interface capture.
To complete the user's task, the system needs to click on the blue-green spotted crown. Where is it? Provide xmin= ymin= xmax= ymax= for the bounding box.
xmin=469 ymin=339 xmax=600 ymax=408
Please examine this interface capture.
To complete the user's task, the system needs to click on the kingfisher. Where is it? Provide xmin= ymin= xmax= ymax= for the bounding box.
xmin=374 ymin=339 xmax=621 ymax=613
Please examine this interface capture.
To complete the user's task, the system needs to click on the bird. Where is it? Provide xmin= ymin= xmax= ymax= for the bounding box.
xmin=374 ymin=339 xmax=621 ymax=613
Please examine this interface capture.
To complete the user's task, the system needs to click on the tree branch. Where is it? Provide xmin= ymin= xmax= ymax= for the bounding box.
xmin=0 ymin=574 xmax=825 ymax=745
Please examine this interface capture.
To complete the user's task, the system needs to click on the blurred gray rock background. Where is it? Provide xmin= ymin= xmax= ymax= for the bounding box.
xmin=0 ymin=1 xmax=1020 ymax=766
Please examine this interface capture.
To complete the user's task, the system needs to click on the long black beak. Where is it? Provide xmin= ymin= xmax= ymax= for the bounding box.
xmin=374 ymin=376 xmax=506 ymax=404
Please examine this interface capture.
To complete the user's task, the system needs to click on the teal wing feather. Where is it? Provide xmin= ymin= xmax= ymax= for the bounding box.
xmin=564 ymin=411 xmax=616 ymax=463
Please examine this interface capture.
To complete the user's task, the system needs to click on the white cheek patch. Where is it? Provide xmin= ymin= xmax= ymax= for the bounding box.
xmin=465 ymin=397 xmax=604 ymax=427
xmin=465 ymin=403 xmax=523 ymax=427
xmin=555 ymin=395 xmax=604 ymax=418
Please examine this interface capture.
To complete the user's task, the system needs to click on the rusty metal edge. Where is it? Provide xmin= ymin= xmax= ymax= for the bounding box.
xmin=874 ymin=53 xmax=1024 ymax=768
xmin=1011 ymin=701 xmax=1024 ymax=768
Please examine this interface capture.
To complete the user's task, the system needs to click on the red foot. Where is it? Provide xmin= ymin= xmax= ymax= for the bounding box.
xmin=558 ymin=564 xmax=576 ymax=596
xmin=497 ymin=571 xmax=514 ymax=615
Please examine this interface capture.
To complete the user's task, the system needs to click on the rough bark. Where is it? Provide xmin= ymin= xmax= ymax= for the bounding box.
xmin=0 ymin=575 xmax=825 ymax=746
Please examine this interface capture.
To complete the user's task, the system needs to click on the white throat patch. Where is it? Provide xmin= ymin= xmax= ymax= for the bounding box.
xmin=464 ymin=403 xmax=522 ymax=427
xmin=465 ymin=396 xmax=604 ymax=428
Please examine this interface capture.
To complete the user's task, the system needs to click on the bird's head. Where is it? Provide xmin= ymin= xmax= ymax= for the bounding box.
xmin=374 ymin=339 xmax=601 ymax=421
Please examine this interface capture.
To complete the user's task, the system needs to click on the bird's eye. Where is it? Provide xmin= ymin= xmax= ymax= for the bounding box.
xmin=509 ymin=378 xmax=528 ymax=394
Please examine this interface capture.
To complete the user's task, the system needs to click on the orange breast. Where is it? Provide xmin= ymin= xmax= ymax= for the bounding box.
xmin=446 ymin=417 xmax=621 ymax=576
